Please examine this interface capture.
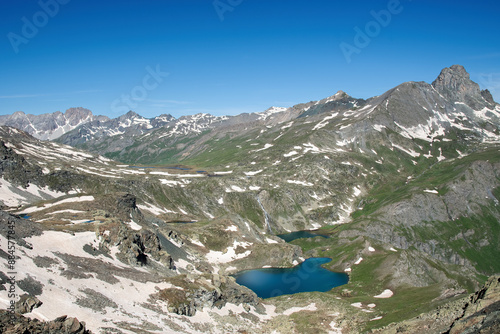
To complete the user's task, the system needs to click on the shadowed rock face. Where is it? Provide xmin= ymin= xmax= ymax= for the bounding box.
xmin=432 ymin=64 xmax=493 ymax=110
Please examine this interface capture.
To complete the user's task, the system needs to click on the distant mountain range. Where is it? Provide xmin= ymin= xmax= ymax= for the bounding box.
xmin=0 ymin=107 xmax=108 ymax=141
xmin=59 ymin=64 xmax=500 ymax=164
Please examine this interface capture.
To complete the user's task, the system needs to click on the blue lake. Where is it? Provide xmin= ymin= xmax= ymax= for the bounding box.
xmin=277 ymin=230 xmax=330 ymax=242
xmin=233 ymin=257 xmax=348 ymax=299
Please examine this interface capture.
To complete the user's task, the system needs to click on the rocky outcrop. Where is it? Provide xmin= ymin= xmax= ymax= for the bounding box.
xmin=0 ymin=211 xmax=43 ymax=249
xmin=432 ymin=64 xmax=494 ymax=111
xmin=446 ymin=275 xmax=500 ymax=334
xmin=0 ymin=139 xmax=43 ymax=188
xmin=15 ymin=294 xmax=42 ymax=314
xmin=371 ymin=275 xmax=500 ymax=334
xmin=98 ymin=217 xmax=174 ymax=269
xmin=160 ymin=274 xmax=259 ymax=317
xmin=0 ymin=128 xmax=86 ymax=196
xmin=0 ymin=311 xmax=91 ymax=334
xmin=346 ymin=160 xmax=500 ymax=269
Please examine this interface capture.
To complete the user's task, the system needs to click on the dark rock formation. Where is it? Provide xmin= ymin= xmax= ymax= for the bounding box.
xmin=0 ymin=311 xmax=92 ymax=334
xmin=15 ymin=294 xmax=42 ymax=314
xmin=160 ymin=274 xmax=259 ymax=317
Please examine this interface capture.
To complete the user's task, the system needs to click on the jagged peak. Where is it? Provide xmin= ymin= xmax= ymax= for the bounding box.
xmin=64 ymin=107 xmax=92 ymax=116
xmin=121 ymin=110 xmax=142 ymax=119
xmin=333 ymin=90 xmax=349 ymax=98
xmin=431 ymin=65 xmax=480 ymax=95
xmin=430 ymin=65 xmax=492 ymax=109
xmin=11 ymin=111 xmax=27 ymax=118
xmin=155 ymin=113 xmax=175 ymax=120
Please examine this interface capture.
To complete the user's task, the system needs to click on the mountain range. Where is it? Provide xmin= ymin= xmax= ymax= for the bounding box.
xmin=0 ymin=65 xmax=499 ymax=334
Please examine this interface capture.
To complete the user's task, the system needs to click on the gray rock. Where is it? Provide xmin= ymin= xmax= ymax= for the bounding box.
xmin=15 ymin=294 xmax=43 ymax=314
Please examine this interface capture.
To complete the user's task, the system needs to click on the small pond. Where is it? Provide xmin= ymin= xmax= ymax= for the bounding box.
xmin=277 ymin=230 xmax=330 ymax=242
xmin=233 ymin=257 xmax=348 ymax=299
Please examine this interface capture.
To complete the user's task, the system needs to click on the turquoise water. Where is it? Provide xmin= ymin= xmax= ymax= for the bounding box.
xmin=233 ymin=257 xmax=348 ymax=299
xmin=277 ymin=230 xmax=330 ymax=242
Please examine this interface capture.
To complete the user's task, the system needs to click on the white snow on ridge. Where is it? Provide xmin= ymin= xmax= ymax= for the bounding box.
xmin=214 ymin=170 xmax=233 ymax=175
xmin=251 ymin=143 xmax=273 ymax=152
xmin=374 ymin=289 xmax=394 ymax=298
xmin=205 ymin=240 xmax=252 ymax=264
xmin=313 ymin=112 xmax=338 ymax=131
xmin=76 ymin=167 xmax=123 ymax=178
xmin=284 ymin=150 xmax=299 ymax=157
xmin=257 ymin=107 xmax=287 ymax=121
xmin=137 ymin=203 xmax=176 ymax=215
xmin=392 ymin=143 xmax=421 ymax=158
xmin=244 ymin=170 xmax=263 ymax=176
xmin=373 ymin=124 xmax=386 ymax=132
xmin=287 ymin=180 xmax=314 ymax=187
xmin=128 ymin=220 xmax=143 ymax=231
xmin=0 ymin=178 xmax=70 ymax=208
xmin=226 ymin=185 xmax=246 ymax=193
xmin=18 ymin=195 xmax=95 ymax=214
xmin=303 ymin=142 xmax=321 ymax=154
xmin=282 ymin=303 xmax=317 ymax=316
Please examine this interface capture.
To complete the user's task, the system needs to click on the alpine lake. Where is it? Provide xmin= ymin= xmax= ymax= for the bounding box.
xmin=233 ymin=230 xmax=349 ymax=299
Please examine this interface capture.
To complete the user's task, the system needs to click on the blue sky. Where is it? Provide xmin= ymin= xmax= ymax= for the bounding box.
xmin=1 ymin=0 xmax=500 ymax=119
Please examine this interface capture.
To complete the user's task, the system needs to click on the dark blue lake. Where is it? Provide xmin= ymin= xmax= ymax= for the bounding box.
xmin=233 ymin=257 xmax=348 ymax=299
xmin=277 ymin=230 xmax=330 ymax=242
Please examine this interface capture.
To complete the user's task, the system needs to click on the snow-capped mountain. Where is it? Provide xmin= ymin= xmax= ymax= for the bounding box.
xmin=0 ymin=107 xmax=109 ymax=140
xmin=56 ymin=111 xmax=175 ymax=147
xmin=56 ymin=65 xmax=500 ymax=166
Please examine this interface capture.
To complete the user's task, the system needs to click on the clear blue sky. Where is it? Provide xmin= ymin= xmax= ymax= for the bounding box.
xmin=1 ymin=0 xmax=499 ymax=119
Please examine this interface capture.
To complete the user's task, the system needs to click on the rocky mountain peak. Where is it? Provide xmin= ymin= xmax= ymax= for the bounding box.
xmin=11 ymin=111 xmax=27 ymax=119
xmin=122 ymin=110 xmax=140 ymax=119
xmin=332 ymin=90 xmax=349 ymax=99
xmin=431 ymin=64 xmax=487 ymax=109
xmin=65 ymin=107 xmax=92 ymax=119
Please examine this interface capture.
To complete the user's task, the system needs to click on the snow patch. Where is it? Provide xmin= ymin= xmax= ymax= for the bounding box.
xmin=282 ymin=303 xmax=317 ymax=316
xmin=284 ymin=150 xmax=299 ymax=157
xmin=374 ymin=289 xmax=394 ymax=298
